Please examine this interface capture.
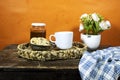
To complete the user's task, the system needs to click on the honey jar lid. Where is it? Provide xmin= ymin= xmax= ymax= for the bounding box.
xmin=31 ymin=23 xmax=46 ymax=27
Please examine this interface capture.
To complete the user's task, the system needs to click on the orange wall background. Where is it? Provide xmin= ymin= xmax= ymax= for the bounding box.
xmin=0 ymin=0 xmax=120 ymax=50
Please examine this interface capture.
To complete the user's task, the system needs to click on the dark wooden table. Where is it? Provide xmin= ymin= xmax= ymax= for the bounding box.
xmin=0 ymin=44 xmax=81 ymax=80
xmin=2 ymin=44 xmax=119 ymax=80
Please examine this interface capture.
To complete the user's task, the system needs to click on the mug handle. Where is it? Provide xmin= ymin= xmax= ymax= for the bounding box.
xmin=49 ymin=34 xmax=55 ymax=43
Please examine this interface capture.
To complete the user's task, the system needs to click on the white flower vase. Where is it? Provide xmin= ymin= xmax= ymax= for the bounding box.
xmin=81 ymin=33 xmax=101 ymax=50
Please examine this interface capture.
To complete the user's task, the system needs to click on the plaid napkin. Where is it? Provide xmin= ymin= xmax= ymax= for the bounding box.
xmin=78 ymin=47 xmax=120 ymax=80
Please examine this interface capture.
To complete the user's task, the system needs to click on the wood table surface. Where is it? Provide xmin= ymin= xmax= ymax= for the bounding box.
xmin=0 ymin=44 xmax=81 ymax=80
xmin=0 ymin=45 xmax=80 ymax=69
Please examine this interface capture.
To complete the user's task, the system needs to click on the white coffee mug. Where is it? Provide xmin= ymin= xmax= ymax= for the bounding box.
xmin=49 ymin=31 xmax=73 ymax=49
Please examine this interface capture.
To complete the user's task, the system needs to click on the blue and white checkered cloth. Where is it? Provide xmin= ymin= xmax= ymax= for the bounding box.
xmin=78 ymin=47 xmax=120 ymax=80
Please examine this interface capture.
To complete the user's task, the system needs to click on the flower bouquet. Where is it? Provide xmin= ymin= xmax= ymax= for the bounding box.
xmin=79 ymin=13 xmax=111 ymax=35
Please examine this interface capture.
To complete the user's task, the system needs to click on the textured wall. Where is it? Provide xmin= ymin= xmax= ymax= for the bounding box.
xmin=0 ymin=0 xmax=120 ymax=49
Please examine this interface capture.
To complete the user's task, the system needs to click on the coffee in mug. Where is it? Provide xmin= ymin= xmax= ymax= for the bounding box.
xmin=49 ymin=31 xmax=73 ymax=49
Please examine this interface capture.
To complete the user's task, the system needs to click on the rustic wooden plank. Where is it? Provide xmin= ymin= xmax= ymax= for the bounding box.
xmin=0 ymin=44 xmax=81 ymax=80
xmin=0 ymin=45 xmax=80 ymax=70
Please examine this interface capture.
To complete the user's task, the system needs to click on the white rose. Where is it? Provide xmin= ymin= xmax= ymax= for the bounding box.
xmin=99 ymin=21 xmax=110 ymax=30
xmin=79 ymin=24 xmax=84 ymax=31
xmin=91 ymin=13 xmax=100 ymax=21
xmin=105 ymin=20 xmax=111 ymax=27
xmin=80 ymin=13 xmax=88 ymax=19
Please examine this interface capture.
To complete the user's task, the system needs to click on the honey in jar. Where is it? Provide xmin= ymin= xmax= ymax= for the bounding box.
xmin=30 ymin=23 xmax=46 ymax=39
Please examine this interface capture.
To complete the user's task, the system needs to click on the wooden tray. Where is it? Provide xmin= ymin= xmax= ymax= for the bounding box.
xmin=17 ymin=42 xmax=87 ymax=61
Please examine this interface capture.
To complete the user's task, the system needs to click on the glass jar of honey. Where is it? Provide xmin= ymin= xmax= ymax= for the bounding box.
xmin=30 ymin=23 xmax=46 ymax=39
